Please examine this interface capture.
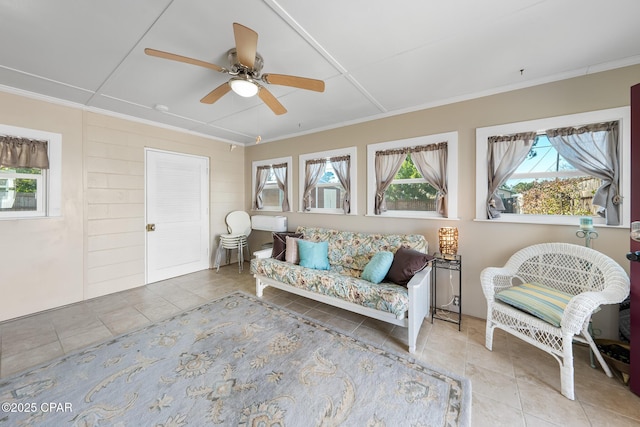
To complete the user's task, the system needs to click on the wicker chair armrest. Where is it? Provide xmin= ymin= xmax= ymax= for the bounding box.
xmin=561 ymin=293 xmax=601 ymax=334
xmin=480 ymin=266 xmax=518 ymax=301
xmin=561 ymin=284 xmax=629 ymax=334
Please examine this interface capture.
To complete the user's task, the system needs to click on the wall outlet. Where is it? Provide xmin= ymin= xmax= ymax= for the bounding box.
xmin=453 ymin=295 xmax=460 ymax=306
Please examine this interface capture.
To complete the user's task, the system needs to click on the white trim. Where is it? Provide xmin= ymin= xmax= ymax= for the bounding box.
xmin=251 ymin=156 xmax=293 ymax=212
xmin=475 ymin=107 xmax=631 ymax=227
xmin=298 ymin=146 xmax=357 ymax=214
xmin=0 ymin=124 xmax=62 ymax=219
xmin=366 ymin=132 xmax=458 ymax=219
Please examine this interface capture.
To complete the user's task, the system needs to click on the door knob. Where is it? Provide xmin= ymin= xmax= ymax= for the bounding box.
xmin=626 ymin=251 xmax=640 ymax=262
xmin=146 ymin=224 xmax=156 ymax=232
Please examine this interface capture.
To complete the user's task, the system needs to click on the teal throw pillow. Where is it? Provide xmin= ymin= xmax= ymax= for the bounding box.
xmin=496 ymin=282 xmax=572 ymax=327
xmin=297 ymin=240 xmax=330 ymax=270
xmin=361 ymin=251 xmax=394 ymax=284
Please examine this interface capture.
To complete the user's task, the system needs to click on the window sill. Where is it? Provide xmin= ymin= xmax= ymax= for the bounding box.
xmin=297 ymin=210 xmax=357 ymax=215
xmin=0 ymin=215 xmax=61 ymax=221
xmin=251 ymin=209 xmax=289 ymax=213
xmin=365 ymin=212 xmax=459 ymax=221
xmin=473 ymin=216 xmax=628 ymax=229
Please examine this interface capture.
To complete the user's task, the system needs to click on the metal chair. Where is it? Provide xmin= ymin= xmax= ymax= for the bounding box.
xmin=214 ymin=211 xmax=251 ymax=272
xmin=481 ymin=242 xmax=629 ymax=400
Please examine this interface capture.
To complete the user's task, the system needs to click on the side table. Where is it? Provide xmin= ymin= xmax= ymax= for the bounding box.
xmin=431 ymin=253 xmax=462 ymax=330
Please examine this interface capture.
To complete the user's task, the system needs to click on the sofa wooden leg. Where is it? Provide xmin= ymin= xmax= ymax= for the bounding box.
xmin=256 ymin=278 xmax=266 ymax=297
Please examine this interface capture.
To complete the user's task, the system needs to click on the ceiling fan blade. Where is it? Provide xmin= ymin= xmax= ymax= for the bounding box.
xmin=144 ymin=48 xmax=225 ymax=73
xmin=233 ymin=23 xmax=258 ymax=69
xmin=262 ymin=74 xmax=325 ymax=92
xmin=200 ymin=83 xmax=232 ymax=104
xmin=258 ymin=86 xmax=287 ymax=115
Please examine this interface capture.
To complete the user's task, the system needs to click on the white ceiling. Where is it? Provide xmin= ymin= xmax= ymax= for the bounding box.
xmin=1 ymin=0 xmax=639 ymax=145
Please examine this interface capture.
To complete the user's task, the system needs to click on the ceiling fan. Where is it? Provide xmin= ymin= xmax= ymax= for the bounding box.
xmin=145 ymin=22 xmax=325 ymax=115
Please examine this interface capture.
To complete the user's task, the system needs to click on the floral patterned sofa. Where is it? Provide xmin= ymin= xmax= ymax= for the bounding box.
xmin=250 ymin=226 xmax=431 ymax=353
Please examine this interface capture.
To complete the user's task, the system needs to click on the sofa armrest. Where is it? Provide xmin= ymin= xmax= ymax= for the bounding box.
xmin=253 ymin=248 xmax=273 ymax=259
xmin=406 ymin=265 xmax=431 ymax=289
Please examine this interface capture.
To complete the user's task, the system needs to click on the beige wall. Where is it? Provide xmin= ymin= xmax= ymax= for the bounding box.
xmin=84 ymin=112 xmax=244 ymax=299
xmin=0 ymin=92 xmax=84 ymax=322
xmin=245 ymin=64 xmax=640 ymax=338
xmin=0 ymin=92 xmax=244 ymax=321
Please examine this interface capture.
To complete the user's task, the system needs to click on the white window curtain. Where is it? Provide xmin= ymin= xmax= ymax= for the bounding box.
xmin=302 ymin=159 xmax=326 ymax=211
xmin=253 ymin=165 xmax=270 ymax=210
xmin=486 ymin=132 xmax=537 ymax=219
xmin=0 ymin=136 xmax=49 ymax=169
xmin=410 ymin=142 xmax=448 ymax=216
xmin=330 ymin=155 xmax=351 ymax=214
xmin=271 ymin=162 xmax=290 ymax=212
xmin=374 ymin=148 xmax=407 ymax=215
xmin=547 ymin=121 xmax=620 ymax=225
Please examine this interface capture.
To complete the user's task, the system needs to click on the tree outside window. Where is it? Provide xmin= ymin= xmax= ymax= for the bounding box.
xmin=384 ymin=155 xmax=437 ymax=212
xmin=500 ymin=135 xmax=599 ymax=216
xmin=0 ymin=167 xmax=42 ymax=212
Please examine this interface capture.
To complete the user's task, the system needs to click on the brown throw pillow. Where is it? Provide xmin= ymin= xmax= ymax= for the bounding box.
xmin=386 ymin=247 xmax=433 ymax=286
xmin=271 ymin=232 xmax=302 ymax=261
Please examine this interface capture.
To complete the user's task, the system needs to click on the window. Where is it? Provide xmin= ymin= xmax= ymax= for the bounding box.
xmin=0 ymin=124 xmax=61 ymax=219
xmin=307 ymin=162 xmax=343 ymax=209
xmin=0 ymin=167 xmax=45 ymax=216
xmin=475 ymin=107 xmax=630 ymax=227
xmin=252 ymin=157 xmax=292 ymax=212
xmin=500 ymin=134 xmax=599 ymax=216
xmin=367 ymin=132 xmax=458 ymax=219
xmin=261 ymin=169 xmax=283 ymax=208
xmin=299 ymin=147 xmax=356 ymax=214
xmin=385 ymin=154 xmax=439 ymax=212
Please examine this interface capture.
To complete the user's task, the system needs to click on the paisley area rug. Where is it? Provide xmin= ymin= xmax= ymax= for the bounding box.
xmin=0 ymin=292 xmax=471 ymax=426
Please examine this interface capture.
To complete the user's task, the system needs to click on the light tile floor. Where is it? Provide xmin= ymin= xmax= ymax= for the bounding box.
xmin=1 ymin=266 xmax=639 ymax=426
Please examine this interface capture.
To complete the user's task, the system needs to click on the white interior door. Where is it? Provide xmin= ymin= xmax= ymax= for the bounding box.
xmin=145 ymin=149 xmax=209 ymax=283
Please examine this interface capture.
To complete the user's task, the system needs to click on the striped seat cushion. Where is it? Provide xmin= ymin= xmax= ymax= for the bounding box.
xmin=496 ymin=282 xmax=573 ymax=327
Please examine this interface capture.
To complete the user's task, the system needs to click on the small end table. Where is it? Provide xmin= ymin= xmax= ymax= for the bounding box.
xmin=431 ymin=253 xmax=462 ymax=330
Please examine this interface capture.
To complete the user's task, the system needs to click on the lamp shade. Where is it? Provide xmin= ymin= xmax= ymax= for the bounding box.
xmin=438 ymin=227 xmax=458 ymax=255
xmin=229 ymin=78 xmax=259 ymax=97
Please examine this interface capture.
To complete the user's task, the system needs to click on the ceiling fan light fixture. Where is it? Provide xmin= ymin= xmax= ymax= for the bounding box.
xmin=145 ymin=23 xmax=324 ymax=115
xmin=229 ymin=77 xmax=259 ymax=97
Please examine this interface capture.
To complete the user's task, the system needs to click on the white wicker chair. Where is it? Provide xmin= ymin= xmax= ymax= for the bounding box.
xmin=481 ymin=242 xmax=630 ymax=400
